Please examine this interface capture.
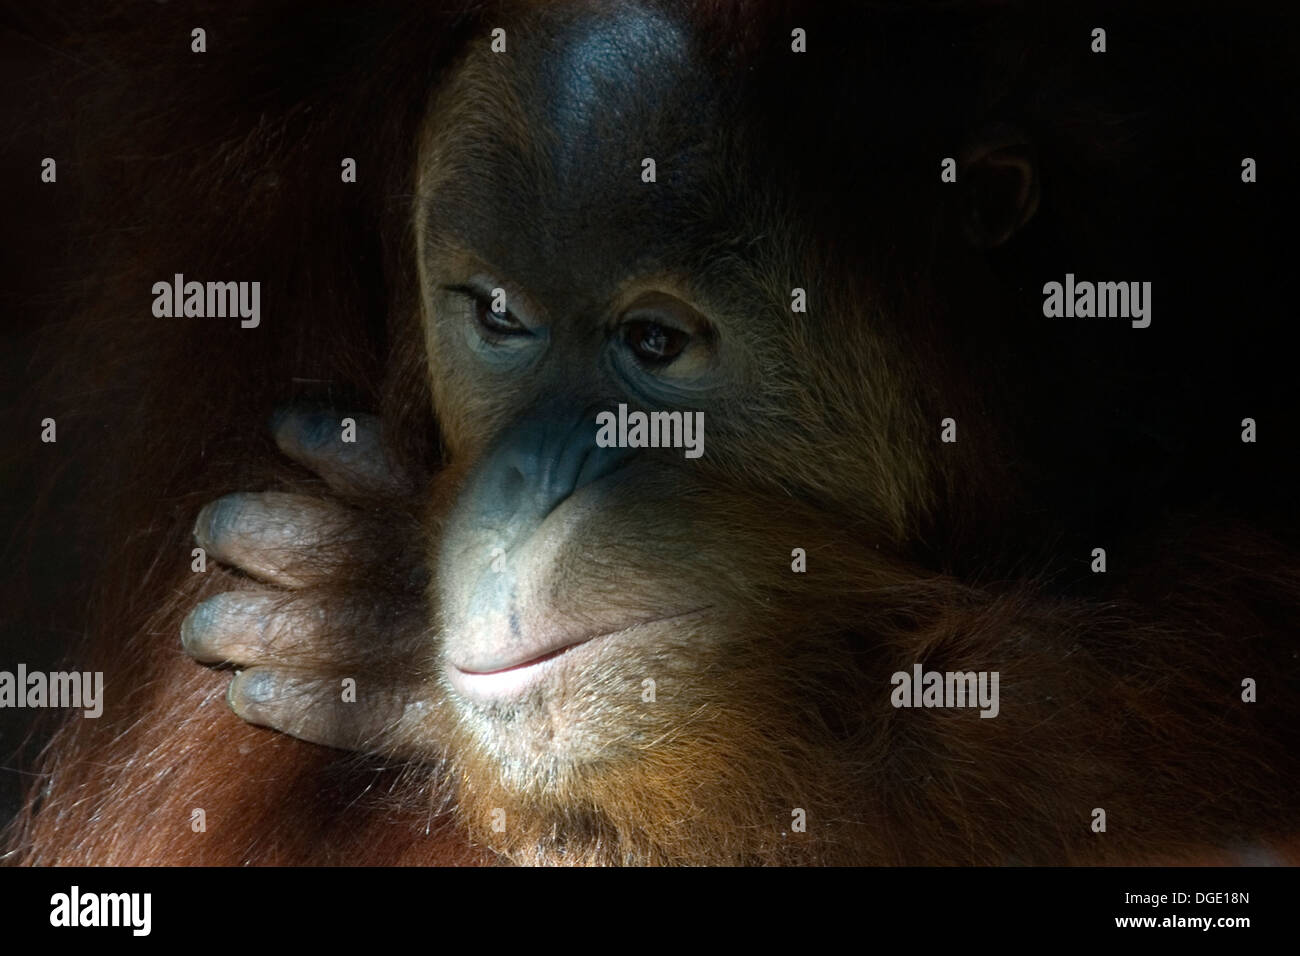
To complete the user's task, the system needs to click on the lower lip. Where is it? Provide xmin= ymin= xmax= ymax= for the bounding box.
xmin=445 ymin=641 xmax=587 ymax=700
xmin=445 ymin=608 xmax=708 ymax=701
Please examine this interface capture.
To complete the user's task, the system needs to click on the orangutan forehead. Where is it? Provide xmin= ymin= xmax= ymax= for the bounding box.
xmin=417 ymin=5 xmax=730 ymax=300
xmin=426 ymin=4 xmax=714 ymax=183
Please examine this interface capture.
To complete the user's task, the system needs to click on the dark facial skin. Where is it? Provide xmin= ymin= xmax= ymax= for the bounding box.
xmin=176 ymin=3 xmax=1300 ymax=866
xmin=181 ymin=5 xmax=1039 ymax=863
xmin=414 ymin=9 xmax=804 ymax=780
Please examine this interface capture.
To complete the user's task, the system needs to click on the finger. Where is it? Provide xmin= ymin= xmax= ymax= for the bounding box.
xmin=228 ymin=667 xmax=416 ymax=753
xmin=194 ymin=491 xmax=360 ymax=587
xmin=271 ymin=407 xmax=411 ymax=496
xmin=181 ymin=590 xmax=325 ymax=666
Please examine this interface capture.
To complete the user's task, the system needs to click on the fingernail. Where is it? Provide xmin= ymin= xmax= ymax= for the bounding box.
xmin=180 ymin=597 xmax=218 ymax=651
xmin=194 ymin=495 xmax=240 ymax=545
xmin=233 ymin=670 xmax=281 ymax=714
xmin=242 ymin=670 xmax=276 ymax=702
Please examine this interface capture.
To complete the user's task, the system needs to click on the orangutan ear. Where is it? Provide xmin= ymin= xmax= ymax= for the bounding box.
xmin=960 ymin=123 xmax=1040 ymax=248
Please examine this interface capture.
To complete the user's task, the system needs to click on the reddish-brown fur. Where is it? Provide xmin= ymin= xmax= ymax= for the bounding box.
xmin=5 ymin=1 xmax=1297 ymax=865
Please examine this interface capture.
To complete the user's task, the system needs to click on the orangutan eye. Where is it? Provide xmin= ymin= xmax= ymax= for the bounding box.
xmin=623 ymin=320 xmax=689 ymax=365
xmin=449 ymin=285 xmax=531 ymax=340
